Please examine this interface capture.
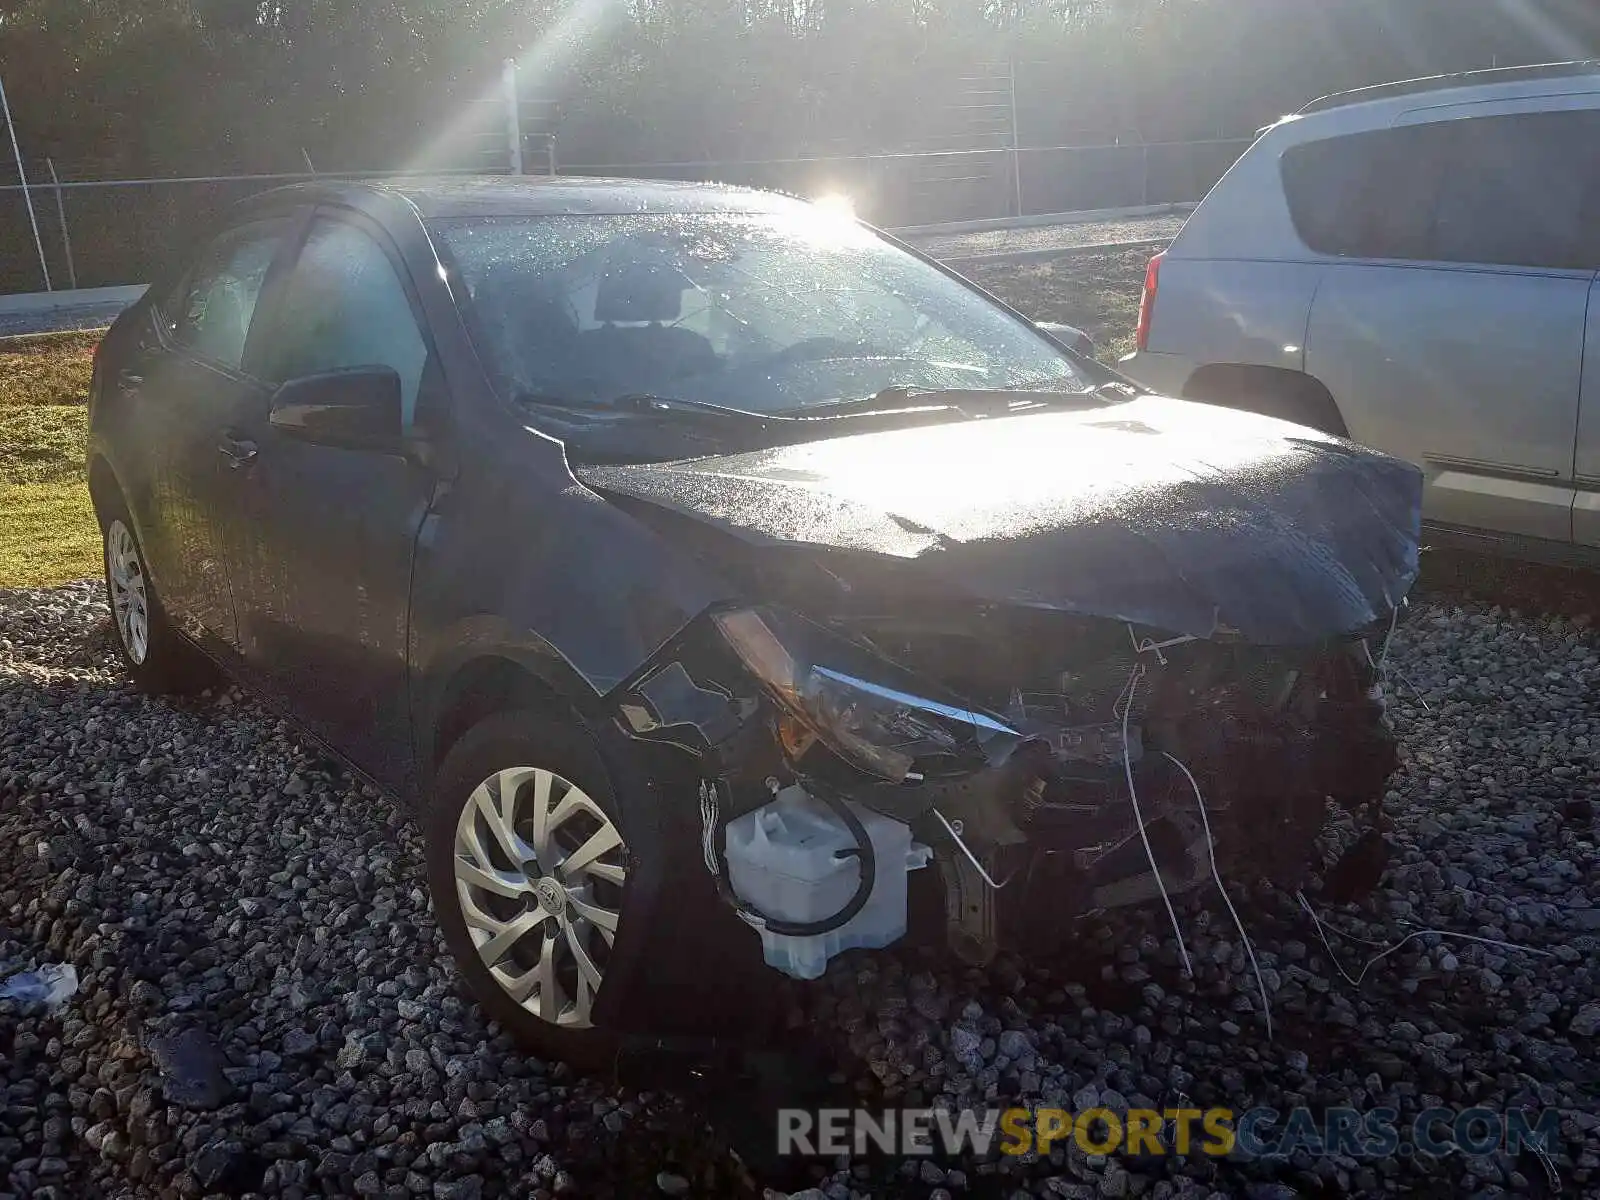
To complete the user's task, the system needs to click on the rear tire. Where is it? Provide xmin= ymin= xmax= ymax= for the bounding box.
xmin=99 ymin=499 xmax=214 ymax=694
xmin=426 ymin=709 xmax=651 ymax=1068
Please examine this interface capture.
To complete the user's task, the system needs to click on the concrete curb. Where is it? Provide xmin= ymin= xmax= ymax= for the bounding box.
xmin=890 ymin=203 xmax=1195 ymax=239
xmin=941 ymin=237 xmax=1171 ymax=269
xmin=0 ymin=285 xmax=146 ymax=315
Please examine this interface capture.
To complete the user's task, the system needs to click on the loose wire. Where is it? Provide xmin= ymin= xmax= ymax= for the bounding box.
xmin=1164 ymin=750 xmax=1273 ymax=1040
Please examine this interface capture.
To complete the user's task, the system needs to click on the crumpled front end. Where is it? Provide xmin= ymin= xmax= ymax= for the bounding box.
xmin=871 ymin=615 xmax=1398 ymax=964
xmin=608 ymin=593 xmax=1401 ymax=977
xmin=590 ymin=400 xmax=1420 ymax=978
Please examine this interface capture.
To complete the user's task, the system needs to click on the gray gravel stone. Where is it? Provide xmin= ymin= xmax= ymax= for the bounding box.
xmin=147 ymin=1027 xmax=231 ymax=1110
xmin=1569 ymin=1002 xmax=1600 ymax=1037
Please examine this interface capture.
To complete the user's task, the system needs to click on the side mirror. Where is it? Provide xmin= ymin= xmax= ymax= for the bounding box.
xmin=1035 ymin=320 xmax=1097 ymax=359
xmin=269 ymin=366 xmax=405 ymax=454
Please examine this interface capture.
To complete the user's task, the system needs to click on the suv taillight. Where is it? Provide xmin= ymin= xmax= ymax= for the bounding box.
xmin=1134 ymin=250 xmax=1165 ymax=352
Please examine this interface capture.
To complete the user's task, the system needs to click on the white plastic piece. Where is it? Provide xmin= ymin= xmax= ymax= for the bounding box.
xmin=724 ymin=785 xmax=931 ymax=980
xmin=0 ymin=963 xmax=78 ymax=1012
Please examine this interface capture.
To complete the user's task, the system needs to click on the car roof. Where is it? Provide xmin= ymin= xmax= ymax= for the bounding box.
xmin=242 ymin=175 xmax=817 ymax=221
xmin=1297 ymin=59 xmax=1600 ymax=117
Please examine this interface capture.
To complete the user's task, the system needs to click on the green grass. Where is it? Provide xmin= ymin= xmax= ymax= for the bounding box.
xmin=0 ymin=330 xmax=103 ymax=587
xmin=966 ymin=246 xmax=1150 ymax=363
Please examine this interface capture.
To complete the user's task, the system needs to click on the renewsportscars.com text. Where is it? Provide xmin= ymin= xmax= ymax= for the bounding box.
xmin=777 ymin=1105 xmax=1562 ymax=1161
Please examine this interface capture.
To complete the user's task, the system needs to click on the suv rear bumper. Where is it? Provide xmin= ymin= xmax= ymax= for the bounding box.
xmin=1118 ymin=348 xmax=1195 ymax=397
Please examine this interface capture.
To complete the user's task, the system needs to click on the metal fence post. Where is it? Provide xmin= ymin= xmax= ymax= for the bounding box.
xmin=0 ymin=71 xmax=51 ymax=291
xmin=1007 ymin=58 xmax=1023 ymax=218
xmin=1140 ymin=143 xmax=1150 ymax=208
xmin=503 ymin=59 xmax=523 ymax=176
xmin=46 ymin=158 xmax=77 ymax=290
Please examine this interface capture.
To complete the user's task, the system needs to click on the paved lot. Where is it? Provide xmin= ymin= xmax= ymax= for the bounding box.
xmin=0 ymin=302 xmax=132 ymax=339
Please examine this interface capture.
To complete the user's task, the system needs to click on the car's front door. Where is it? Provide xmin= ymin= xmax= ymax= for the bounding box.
xmin=116 ymin=215 xmax=300 ymax=654
xmin=219 ymin=210 xmax=441 ymax=789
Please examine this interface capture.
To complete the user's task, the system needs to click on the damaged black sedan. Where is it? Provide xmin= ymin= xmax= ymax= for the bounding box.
xmin=87 ymin=178 xmax=1420 ymax=1065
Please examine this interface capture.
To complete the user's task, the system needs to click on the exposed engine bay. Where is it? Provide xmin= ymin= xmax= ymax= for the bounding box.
xmin=610 ymin=593 xmax=1400 ymax=978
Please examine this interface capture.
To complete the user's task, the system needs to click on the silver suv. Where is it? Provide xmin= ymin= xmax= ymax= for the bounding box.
xmin=1120 ymin=61 xmax=1600 ymax=562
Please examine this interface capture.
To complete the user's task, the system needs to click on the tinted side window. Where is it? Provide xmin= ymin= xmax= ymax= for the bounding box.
xmin=1281 ymin=126 xmax=1447 ymax=262
xmin=260 ymin=220 xmax=429 ymax=429
xmin=1282 ymin=112 xmax=1600 ymax=270
xmin=1432 ymin=112 xmax=1600 ymax=270
xmin=168 ymin=220 xmax=290 ymax=370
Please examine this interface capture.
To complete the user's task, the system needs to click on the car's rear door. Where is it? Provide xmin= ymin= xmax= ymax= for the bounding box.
xmin=106 ymin=214 xmax=301 ymax=655
xmin=218 ymin=208 xmax=440 ymax=789
xmin=1300 ymin=103 xmax=1600 ymax=546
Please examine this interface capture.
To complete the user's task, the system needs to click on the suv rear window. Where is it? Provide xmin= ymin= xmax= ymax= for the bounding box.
xmin=1281 ymin=110 xmax=1600 ymax=271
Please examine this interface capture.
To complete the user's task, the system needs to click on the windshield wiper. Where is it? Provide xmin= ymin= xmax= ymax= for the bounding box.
xmin=511 ymin=389 xmax=777 ymax=423
xmin=514 ymin=383 xmax=1129 ymax=432
xmin=778 ymin=383 xmax=1105 ymax=419
xmin=606 ymin=392 xmax=775 ymax=421
xmin=510 ymin=388 xmax=595 ymax=413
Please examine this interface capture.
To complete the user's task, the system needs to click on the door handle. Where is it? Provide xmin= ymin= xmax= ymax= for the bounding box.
xmin=218 ymin=435 xmax=258 ymax=468
xmin=117 ymin=369 xmax=144 ymax=389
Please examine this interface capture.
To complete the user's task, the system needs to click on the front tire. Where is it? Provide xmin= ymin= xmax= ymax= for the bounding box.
xmin=426 ymin=710 xmax=645 ymax=1067
xmin=100 ymin=504 xmax=211 ymax=694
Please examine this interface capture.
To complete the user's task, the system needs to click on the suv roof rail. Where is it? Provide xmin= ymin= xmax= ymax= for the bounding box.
xmin=1298 ymin=59 xmax=1600 ymax=116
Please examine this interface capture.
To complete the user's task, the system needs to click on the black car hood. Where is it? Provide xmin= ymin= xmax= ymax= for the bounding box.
xmin=575 ymin=397 xmax=1423 ymax=644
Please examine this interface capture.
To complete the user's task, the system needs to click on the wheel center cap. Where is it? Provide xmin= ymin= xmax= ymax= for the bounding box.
xmin=534 ymin=877 xmax=567 ymax=916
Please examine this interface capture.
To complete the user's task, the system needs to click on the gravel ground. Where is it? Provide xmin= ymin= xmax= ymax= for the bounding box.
xmin=0 ymin=583 xmax=742 ymax=1199
xmin=901 ymin=215 xmax=1186 ymax=264
xmin=4 ymin=578 xmax=1600 ymax=1199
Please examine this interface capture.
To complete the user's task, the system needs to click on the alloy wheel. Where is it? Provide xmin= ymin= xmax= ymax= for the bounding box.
xmin=452 ymin=766 xmax=628 ymax=1029
xmin=106 ymin=519 xmax=150 ymax=665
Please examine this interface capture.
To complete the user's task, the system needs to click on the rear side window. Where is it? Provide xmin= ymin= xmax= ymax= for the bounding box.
xmin=1282 ymin=126 xmax=1446 ymax=261
xmin=167 ymin=219 xmax=291 ymax=370
xmin=1281 ymin=111 xmax=1600 ymax=271
xmin=258 ymin=219 xmax=429 ymax=429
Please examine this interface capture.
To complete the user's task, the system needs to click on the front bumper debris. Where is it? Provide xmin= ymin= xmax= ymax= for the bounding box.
xmin=612 ymin=607 xmax=1401 ymax=975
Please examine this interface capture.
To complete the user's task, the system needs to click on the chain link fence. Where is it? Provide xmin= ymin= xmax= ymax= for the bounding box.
xmin=0 ymin=138 xmax=1251 ymax=294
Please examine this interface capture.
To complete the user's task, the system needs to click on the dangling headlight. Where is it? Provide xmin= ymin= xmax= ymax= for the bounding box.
xmin=712 ymin=607 xmax=1018 ymax=782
